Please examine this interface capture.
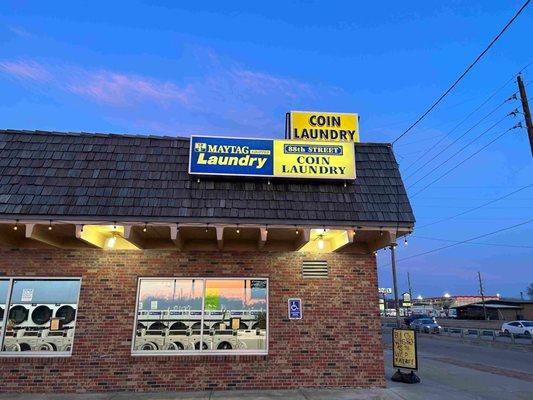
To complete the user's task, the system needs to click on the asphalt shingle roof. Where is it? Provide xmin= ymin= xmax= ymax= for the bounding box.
xmin=0 ymin=130 xmax=415 ymax=226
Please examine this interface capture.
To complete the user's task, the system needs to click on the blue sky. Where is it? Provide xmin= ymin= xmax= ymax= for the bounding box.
xmin=0 ymin=1 xmax=531 ymax=297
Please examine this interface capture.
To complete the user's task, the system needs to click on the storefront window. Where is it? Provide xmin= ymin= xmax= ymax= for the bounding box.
xmin=0 ymin=278 xmax=81 ymax=356
xmin=0 ymin=280 xmax=8 ymax=351
xmin=133 ymin=278 xmax=268 ymax=355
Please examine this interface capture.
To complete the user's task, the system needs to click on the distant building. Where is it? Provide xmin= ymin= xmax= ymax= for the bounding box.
xmin=453 ymin=299 xmax=533 ymax=320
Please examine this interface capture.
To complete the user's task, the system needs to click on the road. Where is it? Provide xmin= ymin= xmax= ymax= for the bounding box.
xmin=383 ymin=330 xmax=533 ymax=400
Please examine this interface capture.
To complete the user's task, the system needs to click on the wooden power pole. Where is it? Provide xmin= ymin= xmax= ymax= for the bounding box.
xmin=478 ymin=271 xmax=488 ymax=321
xmin=517 ymin=74 xmax=533 ymax=157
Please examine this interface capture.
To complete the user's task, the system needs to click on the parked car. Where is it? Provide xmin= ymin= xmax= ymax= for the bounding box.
xmin=501 ymin=320 xmax=533 ymax=336
xmin=410 ymin=318 xmax=441 ymax=333
xmin=404 ymin=314 xmax=433 ymax=327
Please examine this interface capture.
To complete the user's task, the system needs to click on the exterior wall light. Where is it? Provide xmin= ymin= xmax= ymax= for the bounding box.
xmin=317 ymin=235 xmax=325 ymax=250
xmin=142 ymin=223 xmax=147 ymax=232
xmin=48 ymin=220 xmax=53 ymax=231
xmin=106 ymin=233 xmax=117 ymax=249
xmin=13 ymin=220 xmax=18 ymax=231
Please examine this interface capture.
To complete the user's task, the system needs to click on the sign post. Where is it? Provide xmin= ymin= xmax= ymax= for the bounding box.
xmin=392 ymin=328 xmax=420 ymax=384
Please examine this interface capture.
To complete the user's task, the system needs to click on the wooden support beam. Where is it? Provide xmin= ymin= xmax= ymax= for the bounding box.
xmin=25 ymin=224 xmax=64 ymax=248
xmin=258 ymin=227 xmax=268 ymax=249
xmin=170 ymin=225 xmax=183 ymax=251
xmin=294 ymin=228 xmax=310 ymax=250
xmin=124 ymin=225 xmax=146 ymax=249
xmin=368 ymin=230 xmax=396 ymax=252
xmin=215 ymin=226 xmax=224 ymax=250
xmin=76 ymin=225 xmax=107 ymax=249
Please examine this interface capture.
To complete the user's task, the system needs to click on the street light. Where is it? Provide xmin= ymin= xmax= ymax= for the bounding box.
xmin=416 ymin=295 xmax=423 ymax=300
xmin=444 ymin=293 xmax=451 ymax=298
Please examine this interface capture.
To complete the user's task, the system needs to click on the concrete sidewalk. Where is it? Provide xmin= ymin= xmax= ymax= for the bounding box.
xmin=0 ymin=388 xmax=402 ymax=400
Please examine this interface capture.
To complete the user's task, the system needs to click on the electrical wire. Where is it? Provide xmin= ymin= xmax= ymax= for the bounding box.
xmin=405 ymin=98 xmax=514 ymax=180
xmin=411 ymin=235 xmax=533 ymax=249
xmin=407 ymin=114 xmax=513 ymax=189
xmin=416 ymin=184 xmax=533 ymax=229
xmin=382 ymin=219 xmax=533 ymax=265
xmin=409 ymin=124 xmax=521 ymax=198
xmin=401 ymin=79 xmax=516 ymax=172
xmin=391 ymin=0 xmax=531 ymax=145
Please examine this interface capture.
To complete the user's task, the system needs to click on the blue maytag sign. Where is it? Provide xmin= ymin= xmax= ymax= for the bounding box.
xmin=189 ymin=136 xmax=274 ymax=176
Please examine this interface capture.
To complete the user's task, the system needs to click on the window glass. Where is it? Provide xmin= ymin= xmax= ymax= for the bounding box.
xmin=204 ymin=279 xmax=267 ymax=352
xmin=1 ymin=279 xmax=80 ymax=354
xmin=133 ymin=278 xmax=268 ymax=354
xmin=0 ymin=280 xmax=8 ymax=348
xmin=134 ymin=279 xmax=203 ymax=352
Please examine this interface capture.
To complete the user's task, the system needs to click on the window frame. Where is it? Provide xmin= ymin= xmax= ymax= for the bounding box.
xmin=131 ymin=277 xmax=269 ymax=357
xmin=0 ymin=276 xmax=82 ymax=358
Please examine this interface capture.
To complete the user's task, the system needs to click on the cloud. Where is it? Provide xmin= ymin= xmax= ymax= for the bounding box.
xmin=0 ymin=52 xmax=335 ymax=135
xmin=66 ymin=70 xmax=195 ymax=107
xmin=0 ymin=60 xmax=52 ymax=82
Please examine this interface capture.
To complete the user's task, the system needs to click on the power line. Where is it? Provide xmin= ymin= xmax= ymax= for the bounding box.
xmin=412 ymin=235 xmax=533 ymax=249
xmin=409 ymin=124 xmax=521 ymax=198
xmin=383 ymin=219 xmax=533 ymax=265
xmin=391 ymin=0 xmax=531 ymax=145
xmin=405 ymin=98 xmax=514 ymax=180
xmin=407 ymin=115 xmax=513 ymax=190
xmin=416 ymin=184 xmax=533 ymax=229
xmin=401 ymin=79 xmax=516 ymax=172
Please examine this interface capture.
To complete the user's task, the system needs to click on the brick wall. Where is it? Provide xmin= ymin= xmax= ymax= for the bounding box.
xmin=0 ymin=248 xmax=384 ymax=393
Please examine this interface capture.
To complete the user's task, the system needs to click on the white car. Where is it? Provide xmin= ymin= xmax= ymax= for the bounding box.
xmin=501 ymin=320 xmax=533 ymax=336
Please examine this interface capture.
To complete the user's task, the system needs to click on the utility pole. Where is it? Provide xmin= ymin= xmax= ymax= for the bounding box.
xmin=517 ymin=74 xmax=533 ymax=157
xmin=477 ymin=271 xmax=488 ymax=321
xmin=407 ymin=272 xmax=413 ymax=302
xmin=390 ymin=244 xmax=401 ymax=327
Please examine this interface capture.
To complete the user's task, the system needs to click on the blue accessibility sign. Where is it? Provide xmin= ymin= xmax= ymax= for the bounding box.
xmin=288 ymin=298 xmax=302 ymax=320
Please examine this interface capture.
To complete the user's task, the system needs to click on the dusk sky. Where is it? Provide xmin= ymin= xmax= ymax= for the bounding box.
xmin=0 ymin=1 xmax=531 ymax=297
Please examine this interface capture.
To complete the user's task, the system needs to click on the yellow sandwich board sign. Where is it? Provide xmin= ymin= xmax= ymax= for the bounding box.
xmin=392 ymin=328 xmax=418 ymax=370
xmin=286 ymin=111 xmax=359 ymax=142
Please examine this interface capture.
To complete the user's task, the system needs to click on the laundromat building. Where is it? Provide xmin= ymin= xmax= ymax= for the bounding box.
xmin=0 ymin=129 xmax=414 ymax=393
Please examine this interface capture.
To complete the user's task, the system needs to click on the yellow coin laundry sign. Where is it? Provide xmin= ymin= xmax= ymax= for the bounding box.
xmin=392 ymin=329 xmax=418 ymax=370
xmin=287 ymin=111 xmax=360 ymax=142
xmin=274 ymin=140 xmax=355 ymax=179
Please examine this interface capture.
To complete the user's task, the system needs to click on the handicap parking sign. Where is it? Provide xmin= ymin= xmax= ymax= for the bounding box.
xmin=288 ymin=298 xmax=302 ymax=320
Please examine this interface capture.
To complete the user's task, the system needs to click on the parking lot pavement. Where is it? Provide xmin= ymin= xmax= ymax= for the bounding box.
xmin=383 ymin=330 xmax=533 ymax=400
